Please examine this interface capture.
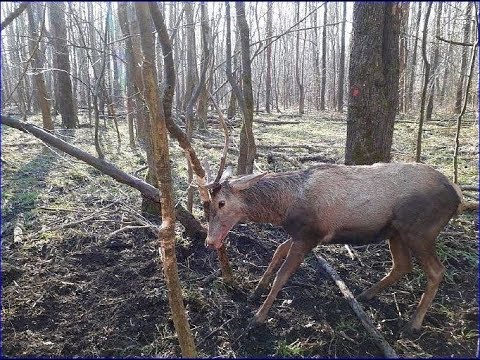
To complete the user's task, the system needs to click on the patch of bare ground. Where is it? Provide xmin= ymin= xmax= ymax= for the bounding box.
xmin=1 ymin=110 xmax=478 ymax=357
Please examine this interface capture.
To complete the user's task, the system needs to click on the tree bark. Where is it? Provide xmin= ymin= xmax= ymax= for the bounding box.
xmin=345 ymin=3 xmax=401 ymax=165
xmin=134 ymin=3 xmax=197 ymax=357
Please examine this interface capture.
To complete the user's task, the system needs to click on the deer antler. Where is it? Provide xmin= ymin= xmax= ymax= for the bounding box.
xmin=208 ymin=91 xmax=230 ymax=184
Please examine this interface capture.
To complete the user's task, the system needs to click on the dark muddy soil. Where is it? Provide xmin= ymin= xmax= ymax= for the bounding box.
xmin=1 ymin=114 xmax=478 ymax=357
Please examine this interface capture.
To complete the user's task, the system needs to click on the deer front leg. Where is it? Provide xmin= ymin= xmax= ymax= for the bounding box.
xmin=252 ymin=241 xmax=310 ymax=324
xmin=250 ymin=239 xmax=292 ymax=300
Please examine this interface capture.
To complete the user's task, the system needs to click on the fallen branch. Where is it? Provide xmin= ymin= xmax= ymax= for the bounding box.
xmin=314 ymin=253 xmax=398 ymax=358
xmin=1 ymin=115 xmax=206 ymax=240
xmin=106 ymin=225 xmax=151 ymax=240
xmin=256 ymin=144 xmax=316 ymax=152
xmin=254 ymin=119 xmax=301 ymax=125
xmin=297 ymin=154 xmax=338 ymax=163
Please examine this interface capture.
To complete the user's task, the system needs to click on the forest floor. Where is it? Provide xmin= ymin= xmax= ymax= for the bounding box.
xmin=1 ymin=109 xmax=478 ymax=357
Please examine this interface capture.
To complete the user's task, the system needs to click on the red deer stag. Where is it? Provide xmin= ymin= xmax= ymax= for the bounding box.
xmin=203 ymin=162 xmax=463 ymax=335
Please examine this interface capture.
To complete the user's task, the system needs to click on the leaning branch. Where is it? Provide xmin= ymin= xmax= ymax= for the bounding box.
xmin=1 ymin=2 xmax=29 ymax=32
xmin=315 ymin=254 xmax=398 ymax=358
xmin=436 ymin=35 xmax=474 ymax=47
xmin=1 ymin=115 xmax=206 ymax=240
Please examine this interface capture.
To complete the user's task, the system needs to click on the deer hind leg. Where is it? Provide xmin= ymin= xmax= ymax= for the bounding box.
xmin=251 ymin=239 xmax=292 ymax=299
xmin=358 ymin=233 xmax=413 ymax=301
xmin=253 ymin=241 xmax=310 ymax=324
xmin=405 ymin=241 xmax=445 ymax=334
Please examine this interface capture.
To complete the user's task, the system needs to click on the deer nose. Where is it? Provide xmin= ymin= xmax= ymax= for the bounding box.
xmin=205 ymin=236 xmax=215 ymax=248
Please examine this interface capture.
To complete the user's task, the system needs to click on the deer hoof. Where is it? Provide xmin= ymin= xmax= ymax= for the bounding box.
xmin=253 ymin=312 xmax=267 ymax=324
xmin=249 ymin=288 xmax=265 ymax=302
xmin=357 ymin=291 xmax=373 ymax=302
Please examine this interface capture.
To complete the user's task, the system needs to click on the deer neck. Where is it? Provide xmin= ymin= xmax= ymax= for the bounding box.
xmin=241 ymin=174 xmax=302 ymax=225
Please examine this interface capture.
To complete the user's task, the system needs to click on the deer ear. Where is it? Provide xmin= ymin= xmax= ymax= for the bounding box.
xmin=229 ymin=172 xmax=267 ymax=191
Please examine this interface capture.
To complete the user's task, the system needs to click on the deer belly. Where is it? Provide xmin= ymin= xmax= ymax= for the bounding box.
xmin=328 ymin=224 xmax=394 ymax=245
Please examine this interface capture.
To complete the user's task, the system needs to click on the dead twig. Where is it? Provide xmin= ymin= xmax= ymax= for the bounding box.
xmin=198 ymin=317 xmax=235 ymax=346
xmin=314 ymin=253 xmax=398 ymax=358
xmin=106 ymin=225 xmax=152 ymax=240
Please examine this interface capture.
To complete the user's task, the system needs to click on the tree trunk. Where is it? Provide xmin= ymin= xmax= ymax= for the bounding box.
xmin=345 ymin=3 xmax=401 ymax=165
xmin=149 ymin=2 xmax=233 ymax=285
xmin=407 ymin=2 xmax=422 ymax=111
xmin=236 ymin=2 xmax=256 ymax=174
xmin=134 ymin=3 xmax=197 ymax=357
xmin=425 ymin=2 xmax=442 ymax=122
xmin=337 ymin=2 xmax=347 ymax=112
xmin=295 ymin=3 xmax=304 ymax=115
xmin=184 ymin=3 xmax=199 ymax=114
xmin=320 ymin=3 xmax=327 ymax=111
xmin=49 ymin=2 xmax=77 ymax=129
xmin=454 ymin=3 xmax=472 ymax=114
xmin=265 ymin=2 xmax=273 ymax=113
xmin=26 ymin=3 xmax=53 ymax=130
xmin=415 ymin=3 xmax=433 ymax=163
xmin=398 ymin=3 xmax=409 ymax=113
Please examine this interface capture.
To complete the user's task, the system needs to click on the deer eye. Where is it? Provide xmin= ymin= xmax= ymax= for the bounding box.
xmin=218 ymin=200 xmax=225 ymax=209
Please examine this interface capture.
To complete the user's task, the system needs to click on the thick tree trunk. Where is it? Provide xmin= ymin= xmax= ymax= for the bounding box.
xmin=235 ymin=2 xmax=256 ymax=175
xmin=345 ymin=3 xmax=401 ymax=165
xmin=49 ymin=3 xmax=77 ymax=129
